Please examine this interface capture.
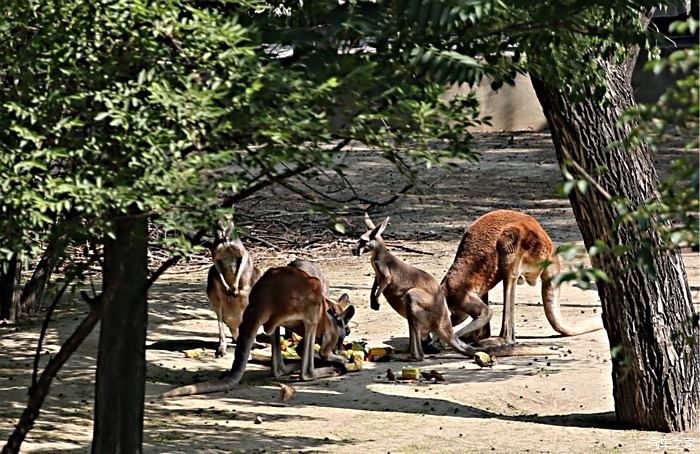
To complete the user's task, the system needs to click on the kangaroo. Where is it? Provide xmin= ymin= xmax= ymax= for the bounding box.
xmin=353 ymin=214 xmax=478 ymax=361
xmin=285 ymin=258 xmax=354 ymax=362
xmin=439 ymin=209 xmax=604 ymax=347
xmin=163 ymin=266 xmax=354 ymax=397
xmin=207 ymin=219 xmax=261 ymax=357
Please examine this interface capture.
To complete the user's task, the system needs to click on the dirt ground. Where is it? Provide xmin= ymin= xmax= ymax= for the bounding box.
xmin=1 ymin=132 xmax=698 ymax=453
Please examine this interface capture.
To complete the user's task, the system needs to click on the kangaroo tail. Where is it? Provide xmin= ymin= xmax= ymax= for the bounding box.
xmin=162 ymin=330 xmax=256 ymax=398
xmin=542 ymin=255 xmax=604 ymax=336
xmin=476 ymin=344 xmax=557 ymax=357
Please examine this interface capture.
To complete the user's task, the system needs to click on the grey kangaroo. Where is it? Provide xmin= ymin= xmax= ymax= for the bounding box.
xmin=353 ymin=214 xmax=477 ymax=361
xmin=207 ymin=219 xmax=261 ymax=357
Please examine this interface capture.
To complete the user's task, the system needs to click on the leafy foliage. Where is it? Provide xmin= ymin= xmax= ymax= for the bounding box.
xmin=0 ymin=0 xmax=483 ymax=280
xmin=618 ymin=34 xmax=699 ymax=254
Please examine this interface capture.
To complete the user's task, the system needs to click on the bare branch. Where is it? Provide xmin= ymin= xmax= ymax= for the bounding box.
xmin=3 ymin=303 xmax=103 ymax=454
xmin=31 ymin=280 xmax=71 ymax=388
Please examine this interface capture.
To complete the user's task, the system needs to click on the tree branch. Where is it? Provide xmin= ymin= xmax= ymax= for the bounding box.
xmin=31 ymin=280 xmax=71 ymax=388
xmin=221 ymin=138 xmax=352 ymax=207
xmin=3 ymin=300 xmax=103 ymax=454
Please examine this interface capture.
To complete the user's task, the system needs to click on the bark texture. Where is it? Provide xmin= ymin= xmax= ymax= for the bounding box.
xmin=92 ymin=214 xmax=148 ymax=453
xmin=0 ymin=256 xmax=23 ymax=323
xmin=531 ymin=62 xmax=699 ymax=431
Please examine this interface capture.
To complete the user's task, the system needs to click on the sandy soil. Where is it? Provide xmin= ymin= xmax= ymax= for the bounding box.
xmin=1 ymin=132 xmax=698 ymax=453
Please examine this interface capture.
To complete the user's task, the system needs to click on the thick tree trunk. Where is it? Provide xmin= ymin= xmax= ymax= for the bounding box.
xmin=531 ymin=60 xmax=699 ymax=431
xmin=0 ymin=256 xmax=23 ymax=323
xmin=92 ymin=214 xmax=148 ymax=453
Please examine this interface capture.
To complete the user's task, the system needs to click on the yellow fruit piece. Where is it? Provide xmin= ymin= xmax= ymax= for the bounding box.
xmin=291 ymin=332 xmax=303 ymax=343
xmin=402 ymin=366 xmax=420 ymax=380
xmin=351 ymin=351 xmax=365 ymax=362
xmin=344 ymin=361 xmax=362 ymax=373
xmin=474 ymin=351 xmax=493 ymax=367
xmin=183 ymin=349 xmax=200 ymax=359
xmin=281 ymin=350 xmax=300 ymax=360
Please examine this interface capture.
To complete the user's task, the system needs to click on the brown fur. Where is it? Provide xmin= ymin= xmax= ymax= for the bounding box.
xmin=284 ymin=259 xmax=353 ymax=363
xmin=163 ymin=267 xmax=353 ymax=398
xmin=441 ymin=209 xmax=603 ymax=345
xmin=206 ymin=235 xmax=262 ymax=357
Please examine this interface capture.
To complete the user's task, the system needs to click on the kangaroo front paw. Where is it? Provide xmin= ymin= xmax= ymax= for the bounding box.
xmin=215 ymin=346 xmax=227 ymax=358
xmin=370 ymin=299 xmax=380 ymax=311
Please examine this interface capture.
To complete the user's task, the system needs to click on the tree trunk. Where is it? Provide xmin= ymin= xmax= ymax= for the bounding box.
xmin=531 ymin=60 xmax=699 ymax=431
xmin=0 ymin=255 xmax=23 ymax=323
xmin=92 ymin=214 xmax=148 ymax=453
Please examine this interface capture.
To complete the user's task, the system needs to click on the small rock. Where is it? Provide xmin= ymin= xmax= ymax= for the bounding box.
xmin=254 ymin=415 xmax=263 ymax=424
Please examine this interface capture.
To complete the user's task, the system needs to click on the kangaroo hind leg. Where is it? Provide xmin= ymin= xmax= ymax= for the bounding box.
xmin=271 ymin=326 xmax=300 ymax=378
xmin=404 ymin=292 xmax=427 ymax=361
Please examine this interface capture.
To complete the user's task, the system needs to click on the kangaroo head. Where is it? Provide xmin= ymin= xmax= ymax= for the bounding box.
xmin=213 ymin=215 xmax=235 ymax=241
xmin=327 ymin=293 xmax=355 ymax=343
xmin=353 ymin=214 xmax=389 ymax=256
xmin=211 ymin=217 xmax=248 ymax=269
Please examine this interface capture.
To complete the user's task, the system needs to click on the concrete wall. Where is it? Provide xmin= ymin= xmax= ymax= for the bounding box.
xmin=456 ymin=51 xmax=690 ymax=132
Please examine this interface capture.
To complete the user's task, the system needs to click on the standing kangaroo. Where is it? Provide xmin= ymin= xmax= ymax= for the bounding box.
xmin=353 ymin=214 xmax=477 ymax=361
xmin=207 ymin=220 xmax=261 ymax=357
xmin=163 ymin=266 xmax=354 ymax=397
xmin=440 ymin=209 xmax=604 ymax=347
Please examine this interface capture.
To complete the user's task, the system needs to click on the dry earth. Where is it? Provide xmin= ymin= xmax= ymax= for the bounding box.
xmin=1 ymin=132 xmax=698 ymax=453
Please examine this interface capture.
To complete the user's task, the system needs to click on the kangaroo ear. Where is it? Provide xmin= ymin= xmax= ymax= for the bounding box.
xmin=342 ymin=305 xmax=355 ymax=323
xmin=363 ymin=212 xmax=376 ymax=229
xmin=371 ymin=216 xmax=389 ymax=238
xmin=201 ymin=238 xmax=214 ymax=250
xmin=336 ymin=293 xmax=350 ymax=309
xmin=224 ymin=218 xmax=235 ymax=239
